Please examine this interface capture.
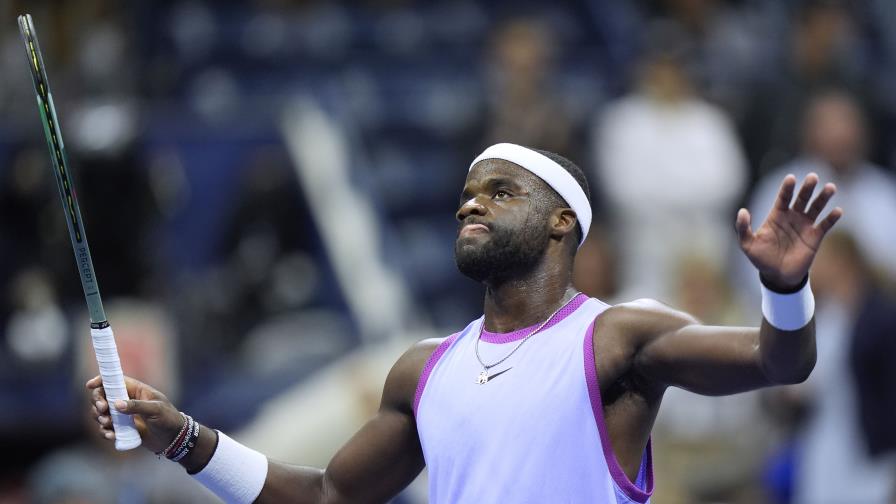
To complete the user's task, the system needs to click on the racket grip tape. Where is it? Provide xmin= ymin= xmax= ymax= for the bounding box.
xmin=91 ymin=325 xmax=142 ymax=451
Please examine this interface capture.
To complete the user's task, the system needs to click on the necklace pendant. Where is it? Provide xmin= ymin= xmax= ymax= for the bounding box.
xmin=476 ymin=370 xmax=489 ymax=384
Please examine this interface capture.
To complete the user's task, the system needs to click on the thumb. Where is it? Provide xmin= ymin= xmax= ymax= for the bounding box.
xmin=735 ymin=208 xmax=753 ymax=248
xmin=114 ymin=399 xmax=162 ymax=418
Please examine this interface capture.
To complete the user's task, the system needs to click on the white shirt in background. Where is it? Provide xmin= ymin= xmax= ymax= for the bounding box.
xmin=596 ymin=95 xmax=748 ymax=301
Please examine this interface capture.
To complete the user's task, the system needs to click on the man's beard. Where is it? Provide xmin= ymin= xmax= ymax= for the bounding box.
xmin=454 ymin=217 xmax=550 ymax=284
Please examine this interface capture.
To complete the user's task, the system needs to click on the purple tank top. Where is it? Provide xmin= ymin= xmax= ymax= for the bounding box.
xmin=414 ymin=294 xmax=653 ymax=503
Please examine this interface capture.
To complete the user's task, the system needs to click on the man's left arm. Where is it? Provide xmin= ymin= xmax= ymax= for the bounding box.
xmin=626 ymin=173 xmax=841 ymax=395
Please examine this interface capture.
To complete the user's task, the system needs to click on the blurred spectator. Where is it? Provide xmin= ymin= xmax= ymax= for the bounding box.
xmin=742 ymin=0 xmax=867 ymax=174
xmin=28 ymin=300 xmax=217 ymax=504
xmin=846 ymin=249 xmax=896 ymax=462
xmin=594 ymin=20 xmax=747 ymax=301
xmin=1 ymin=2 xmax=895 ymax=502
xmin=650 ymin=253 xmax=763 ymax=504
xmin=652 ymin=0 xmax=779 ymax=121
xmin=767 ymin=232 xmax=896 ymax=504
xmin=866 ymin=0 xmax=896 ymax=167
xmin=182 ymin=146 xmax=322 ymax=357
xmin=481 ymin=18 xmax=574 ymax=156
xmin=69 ymin=138 xmax=160 ymax=300
xmin=743 ymin=90 xmax=896 ymax=301
xmin=572 ymin=224 xmax=619 ymax=301
xmin=0 ymin=146 xmax=67 ymax=289
xmin=5 ymin=268 xmax=68 ymax=366
xmin=671 ymin=253 xmax=742 ymax=326
xmin=0 ymin=145 xmax=74 ymax=379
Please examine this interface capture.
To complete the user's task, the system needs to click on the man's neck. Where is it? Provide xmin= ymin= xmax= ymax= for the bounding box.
xmin=481 ymin=264 xmax=577 ymax=333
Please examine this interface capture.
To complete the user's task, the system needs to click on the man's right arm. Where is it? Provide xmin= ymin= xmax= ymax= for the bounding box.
xmin=88 ymin=339 xmax=440 ymax=504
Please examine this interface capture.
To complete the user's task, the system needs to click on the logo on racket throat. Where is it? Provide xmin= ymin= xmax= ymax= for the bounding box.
xmin=77 ymin=247 xmax=95 ymax=286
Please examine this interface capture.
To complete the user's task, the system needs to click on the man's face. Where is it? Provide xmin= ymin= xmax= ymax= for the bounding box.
xmin=454 ymin=160 xmax=552 ymax=284
xmin=805 ymin=95 xmax=864 ymax=172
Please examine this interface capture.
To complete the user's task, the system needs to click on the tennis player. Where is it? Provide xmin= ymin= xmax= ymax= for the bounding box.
xmin=88 ymin=143 xmax=842 ymax=503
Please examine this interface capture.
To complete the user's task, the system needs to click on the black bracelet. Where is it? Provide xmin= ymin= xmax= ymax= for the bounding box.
xmin=760 ymin=273 xmax=809 ymax=294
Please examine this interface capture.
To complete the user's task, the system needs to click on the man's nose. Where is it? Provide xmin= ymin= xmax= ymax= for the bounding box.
xmin=456 ymin=196 xmax=487 ymax=221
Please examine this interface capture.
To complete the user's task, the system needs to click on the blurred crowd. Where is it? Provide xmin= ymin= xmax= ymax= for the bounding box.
xmin=0 ymin=0 xmax=895 ymax=503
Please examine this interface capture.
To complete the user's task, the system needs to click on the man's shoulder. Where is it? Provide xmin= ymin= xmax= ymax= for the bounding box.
xmin=596 ymin=298 xmax=699 ymax=342
xmin=381 ymin=340 xmax=436 ymax=414
xmin=405 ymin=337 xmax=445 ymax=365
xmin=382 ymin=335 xmax=461 ymax=413
xmin=599 ymin=298 xmax=679 ymax=323
xmin=392 ymin=338 xmax=444 ymax=377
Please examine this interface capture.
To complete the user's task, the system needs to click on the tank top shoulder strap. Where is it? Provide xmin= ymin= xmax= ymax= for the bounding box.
xmin=412 ymin=319 xmax=479 ymax=415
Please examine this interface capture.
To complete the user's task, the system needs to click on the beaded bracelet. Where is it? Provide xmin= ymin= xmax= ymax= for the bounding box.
xmin=155 ymin=413 xmax=200 ymax=462
xmin=156 ymin=412 xmax=189 ymax=459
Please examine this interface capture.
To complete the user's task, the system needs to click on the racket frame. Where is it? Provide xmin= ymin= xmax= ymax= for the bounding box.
xmin=17 ymin=13 xmax=109 ymax=329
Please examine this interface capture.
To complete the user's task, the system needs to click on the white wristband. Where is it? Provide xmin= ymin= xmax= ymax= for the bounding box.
xmin=761 ymin=279 xmax=815 ymax=331
xmin=192 ymin=432 xmax=268 ymax=504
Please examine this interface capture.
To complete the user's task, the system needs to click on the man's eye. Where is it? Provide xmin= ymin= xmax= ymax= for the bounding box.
xmin=494 ymin=190 xmax=510 ymax=199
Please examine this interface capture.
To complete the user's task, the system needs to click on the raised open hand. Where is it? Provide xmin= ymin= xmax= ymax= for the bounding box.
xmin=736 ymin=173 xmax=843 ymax=289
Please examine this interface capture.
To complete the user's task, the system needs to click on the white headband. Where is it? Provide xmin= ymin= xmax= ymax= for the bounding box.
xmin=469 ymin=143 xmax=591 ymax=246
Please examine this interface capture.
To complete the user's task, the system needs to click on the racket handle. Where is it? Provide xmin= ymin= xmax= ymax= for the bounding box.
xmin=91 ymin=325 xmax=142 ymax=451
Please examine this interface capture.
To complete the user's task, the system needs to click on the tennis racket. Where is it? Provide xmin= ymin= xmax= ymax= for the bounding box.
xmin=17 ymin=13 xmax=141 ymax=451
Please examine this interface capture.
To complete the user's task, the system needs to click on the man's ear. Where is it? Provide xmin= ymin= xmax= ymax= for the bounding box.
xmin=550 ymin=208 xmax=578 ymax=240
